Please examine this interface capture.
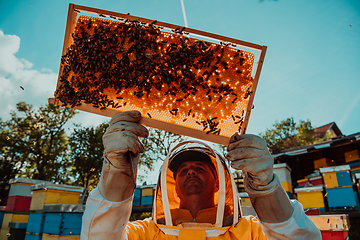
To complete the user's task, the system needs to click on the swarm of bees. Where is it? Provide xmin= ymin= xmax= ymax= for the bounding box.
xmin=55 ymin=15 xmax=255 ymax=136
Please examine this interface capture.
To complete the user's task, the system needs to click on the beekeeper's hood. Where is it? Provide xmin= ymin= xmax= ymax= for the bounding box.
xmin=152 ymin=140 xmax=241 ymax=227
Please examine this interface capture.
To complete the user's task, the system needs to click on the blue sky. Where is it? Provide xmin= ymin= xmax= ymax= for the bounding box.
xmin=0 ymin=0 xmax=359 ymax=135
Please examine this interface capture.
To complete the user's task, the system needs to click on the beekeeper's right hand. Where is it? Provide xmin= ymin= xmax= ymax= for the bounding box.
xmin=99 ymin=110 xmax=149 ymax=202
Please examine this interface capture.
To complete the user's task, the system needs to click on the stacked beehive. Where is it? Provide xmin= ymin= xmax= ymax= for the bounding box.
xmin=131 ymin=185 xmax=156 ymax=207
xmin=0 ymin=178 xmax=50 ymax=240
xmin=294 ymin=185 xmax=326 ymax=212
xmin=233 ymin=177 xmax=245 ymax=193
xmin=344 ymin=149 xmax=360 ymax=176
xmin=132 ymin=188 xmax=142 ymax=207
xmin=273 ymin=163 xmax=294 ymax=199
xmin=25 ymin=183 xmax=84 ymax=240
xmin=296 ymin=177 xmax=310 ymax=188
xmin=238 ymin=192 xmax=251 ymax=207
xmin=320 ymin=165 xmax=359 ymax=211
xmin=307 ymin=171 xmax=324 ymax=187
xmin=355 ymin=173 xmax=360 ymax=202
xmin=309 ymin=214 xmax=350 ymax=239
xmin=313 ymin=157 xmax=336 ymax=170
xmin=140 ymin=185 xmax=156 ymax=206
xmin=294 ymin=170 xmax=326 ymax=212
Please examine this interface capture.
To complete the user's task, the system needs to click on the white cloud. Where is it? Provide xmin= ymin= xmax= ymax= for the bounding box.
xmin=0 ymin=30 xmax=58 ymax=121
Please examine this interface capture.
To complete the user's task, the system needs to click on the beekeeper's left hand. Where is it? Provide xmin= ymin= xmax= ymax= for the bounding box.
xmin=226 ymin=133 xmax=274 ymax=190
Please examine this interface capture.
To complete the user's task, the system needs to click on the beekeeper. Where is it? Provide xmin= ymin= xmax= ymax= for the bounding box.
xmin=81 ymin=111 xmax=321 ymax=240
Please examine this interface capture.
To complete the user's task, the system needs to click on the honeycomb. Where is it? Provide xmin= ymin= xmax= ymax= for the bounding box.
xmin=55 ymin=15 xmax=256 ymax=138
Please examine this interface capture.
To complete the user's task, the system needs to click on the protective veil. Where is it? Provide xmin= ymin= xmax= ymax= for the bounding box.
xmin=81 ymin=140 xmax=321 ymax=240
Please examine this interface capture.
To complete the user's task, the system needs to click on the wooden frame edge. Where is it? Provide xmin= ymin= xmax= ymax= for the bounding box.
xmin=242 ymin=45 xmax=267 ymax=134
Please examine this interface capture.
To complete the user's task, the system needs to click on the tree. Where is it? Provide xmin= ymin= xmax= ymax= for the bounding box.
xmin=140 ymin=128 xmax=185 ymax=169
xmin=260 ymin=117 xmax=332 ymax=153
xmin=135 ymin=127 xmax=185 ymax=182
xmin=2 ymin=102 xmax=77 ymax=182
xmin=0 ymin=119 xmax=19 ymax=205
xmin=68 ymin=123 xmax=108 ymax=203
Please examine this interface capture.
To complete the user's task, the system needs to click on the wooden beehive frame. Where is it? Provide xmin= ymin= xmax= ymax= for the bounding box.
xmin=49 ymin=3 xmax=267 ymax=145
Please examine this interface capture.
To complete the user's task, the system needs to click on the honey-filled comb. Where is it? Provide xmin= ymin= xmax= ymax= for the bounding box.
xmin=50 ymin=4 xmax=267 ymax=145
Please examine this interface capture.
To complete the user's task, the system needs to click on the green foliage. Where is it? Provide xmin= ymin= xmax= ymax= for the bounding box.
xmin=0 ymin=102 xmax=77 ymax=204
xmin=260 ymin=117 xmax=332 ymax=153
xmin=129 ymin=212 xmax=152 ymax=221
xmin=140 ymin=128 xmax=185 ymax=172
xmin=68 ymin=122 xmax=108 ymax=203
xmin=2 ymin=102 xmax=77 ymax=181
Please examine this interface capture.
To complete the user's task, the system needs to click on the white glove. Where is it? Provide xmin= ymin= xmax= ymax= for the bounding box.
xmin=226 ymin=133 xmax=294 ymax=223
xmin=99 ymin=110 xmax=149 ymax=202
xmin=103 ymin=110 xmax=149 ymax=173
xmin=226 ymin=133 xmax=274 ymax=191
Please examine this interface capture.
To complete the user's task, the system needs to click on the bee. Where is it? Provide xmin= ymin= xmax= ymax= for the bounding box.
xmin=206 ymin=129 xmax=214 ymax=134
xmin=20 ymin=86 xmax=24 ymax=90
xmin=232 ymin=98 xmax=237 ymax=103
xmin=147 ymin=113 xmax=152 ymax=118
xmin=231 ymin=115 xmax=235 ymax=121
xmin=240 ymin=58 xmax=244 ymax=65
xmin=99 ymin=14 xmax=106 ymax=18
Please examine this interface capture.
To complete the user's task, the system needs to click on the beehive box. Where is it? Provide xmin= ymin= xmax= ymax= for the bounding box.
xmin=348 ymin=160 xmax=360 ymax=175
xmin=297 ymin=177 xmax=309 ymax=188
xmin=6 ymin=196 xmax=32 ymax=212
xmin=273 ymin=163 xmax=293 ymax=193
xmin=294 ymin=186 xmax=325 ymax=212
xmin=308 ymin=175 xmax=324 ymax=186
xmin=8 ymin=178 xmax=52 ymax=197
xmin=29 ymin=183 xmax=83 ymax=211
xmin=140 ymin=185 xmax=155 ymax=206
xmin=309 ymin=214 xmax=349 ymax=240
xmin=132 ymin=188 xmax=141 ymax=206
xmin=42 ymin=212 xmax=82 ymax=236
xmin=325 ymin=187 xmax=358 ymax=210
xmin=320 ymin=165 xmax=353 ymax=189
xmin=314 ymin=158 xmax=335 ymax=170
xmin=239 ymin=192 xmax=251 ymax=207
xmin=234 ymin=177 xmax=245 ymax=192
xmin=49 ymin=4 xmax=267 ymax=145
xmin=344 ymin=149 xmax=359 ymax=163
xmin=26 ymin=213 xmax=45 ymax=234
xmin=1 ymin=213 xmax=29 ymax=230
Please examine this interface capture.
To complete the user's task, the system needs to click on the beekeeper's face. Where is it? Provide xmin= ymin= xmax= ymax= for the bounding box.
xmin=175 ymin=160 xmax=219 ymax=200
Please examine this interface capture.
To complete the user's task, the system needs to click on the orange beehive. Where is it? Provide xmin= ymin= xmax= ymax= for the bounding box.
xmin=50 ymin=4 xmax=267 ymax=145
